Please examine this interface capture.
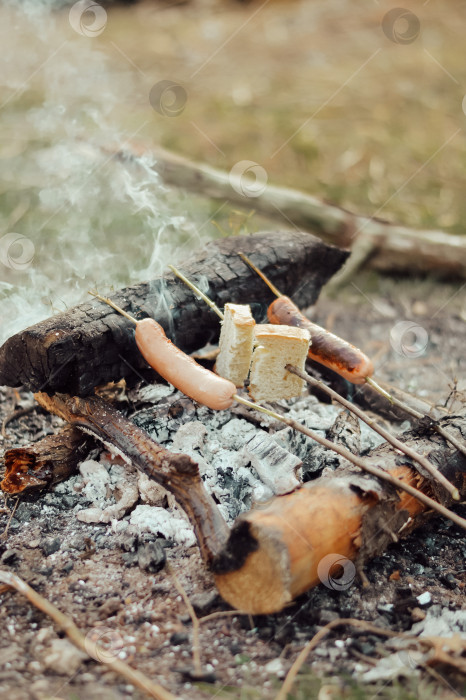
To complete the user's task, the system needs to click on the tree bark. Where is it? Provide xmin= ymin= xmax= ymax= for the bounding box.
xmin=118 ymin=144 xmax=466 ymax=278
xmin=1 ymin=427 xmax=93 ymax=495
xmin=212 ymin=413 xmax=466 ymax=614
xmin=33 ymin=392 xmax=229 ymax=565
xmin=0 ymin=230 xmax=347 ymax=396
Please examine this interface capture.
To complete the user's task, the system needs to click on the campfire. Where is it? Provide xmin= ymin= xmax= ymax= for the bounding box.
xmin=1 ymin=230 xmax=465 ymax=696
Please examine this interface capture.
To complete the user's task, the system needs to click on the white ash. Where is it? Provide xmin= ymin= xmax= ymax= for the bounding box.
xmin=39 ymin=639 xmax=87 ymax=676
xmin=70 ymin=456 xmax=139 ymax=525
xmin=129 ymin=505 xmax=196 ymax=548
xmin=128 ymin=383 xmax=175 ymax=404
xmin=359 ymin=650 xmax=424 ymax=682
xmin=54 ymin=382 xmax=393 ymax=548
xmin=410 ymin=604 xmax=466 ymax=638
xmin=241 ymin=433 xmax=302 ymax=494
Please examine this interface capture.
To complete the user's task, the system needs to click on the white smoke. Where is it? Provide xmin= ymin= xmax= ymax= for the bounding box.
xmin=0 ymin=1 xmax=216 ymax=344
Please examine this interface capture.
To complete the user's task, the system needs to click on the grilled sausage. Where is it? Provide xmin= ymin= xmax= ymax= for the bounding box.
xmin=135 ymin=318 xmax=236 ymax=410
xmin=268 ymin=297 xmax=374 ymax=384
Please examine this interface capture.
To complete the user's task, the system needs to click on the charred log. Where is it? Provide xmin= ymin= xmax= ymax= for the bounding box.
xmin=0 ymin=231 xmax=348 ymax=396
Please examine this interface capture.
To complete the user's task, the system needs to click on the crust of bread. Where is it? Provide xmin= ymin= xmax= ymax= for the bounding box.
xmin=248 ymin=324 xmax=311 ymax=402
xmin=216 ymin=303 xmax=256 ymax=387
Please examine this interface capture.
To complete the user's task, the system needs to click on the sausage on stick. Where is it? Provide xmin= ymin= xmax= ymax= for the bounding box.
xmin=88 ymin=293 xmax=236 ymax=411
xmin=238 ymin=252 xmax=373 ymax=385
xmin=166 ymin=267 xmax=466 ymax=525
xmin=238 ymin=252 xmax=466 ymax=469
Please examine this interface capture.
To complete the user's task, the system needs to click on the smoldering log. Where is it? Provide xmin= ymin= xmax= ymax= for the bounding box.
xmin=34 ymin=392 xmax=229 ymax=565
xmin=1 ymin=427 xmax=93 ymax=495
xmin=212 ymin=414 xmax=466 ymax=614
xmin=0 ymin=231 xmax=348 ymax=396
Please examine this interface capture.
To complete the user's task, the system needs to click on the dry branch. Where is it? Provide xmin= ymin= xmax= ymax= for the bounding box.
xmin=212 ymin=413 xmax=466 ymax=614
xmin=34 ymin=392 xmax=229 ymax=565
xmin=0 ymin=230 xmax=348 ymax=395
xmin=1 ymin=426 xmax=93 ymax=495
xmin=116 ymin=144 xmax=466 ymax=278
xmin=275 ymin=618 xmax=466 ymax=700
xmin=0 ymin=570 xmax=178 ymax=700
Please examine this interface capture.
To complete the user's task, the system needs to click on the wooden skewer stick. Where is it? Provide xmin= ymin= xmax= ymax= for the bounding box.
xmin=287 ymin=365 xmax=460 ymax=501
xmin=238 ymin=251 xmax=466 ymax=470
xmin=167 ymin=265 xmax=224 ymax=320
xmin=231 ymin=395 xmax=466 ymax=532
xmin=88 ymin=290 xmax=138 ymax=324
xmin=0 ymin=570 xmax=179 ymax=700
xmin=165 ymin=270 xmax=466 ymax=531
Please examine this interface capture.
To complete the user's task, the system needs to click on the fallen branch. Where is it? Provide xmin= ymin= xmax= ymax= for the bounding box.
xmin=0 ymin=231 xmax=347 ymax=395
xmin=1 ymin=426 xmax=93 ymax=495
xmin=167 ymin=563 xmax=202 ymax=679
xmin=212 ymin=412 xmax=466 ymax=613
xmin=33 ymin=392 xmax=229 ymax=565
xmin=0 ymin=570 xmax=178 ymax=700
xmin=114 ymin=143 xmax=466 ymax=278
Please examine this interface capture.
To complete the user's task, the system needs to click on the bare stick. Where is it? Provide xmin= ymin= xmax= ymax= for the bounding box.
xmin=0 ymin=499 xmax=19 ymax=540
xmin=238 ymin=251 xmax=283 ymax=298
xmin=168 ymin=265 xmax=224 ymax=320
xmin=366 ymin=377 xmax=466 ymax=459
xmin=88 ymin=290 xmax=138 ymax=325
xmin=166 ymin=563 xmax=202 ymax=677
xmin=232 ymin=394 xmax=466 ymax=532
xmin=288 ymin=365 xmax=460 ymax=500
xmin=0 ymin=570 xmax=178 ymax=700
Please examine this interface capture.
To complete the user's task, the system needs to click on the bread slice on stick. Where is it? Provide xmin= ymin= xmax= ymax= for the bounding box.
xmin=248 ymin=324 xmax=310 ymax=402
xmin=216 ymin=303 xmax=256 ymax=387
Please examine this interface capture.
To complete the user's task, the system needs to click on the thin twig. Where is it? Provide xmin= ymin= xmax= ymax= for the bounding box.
xmin=288 ymin=365 xmax=460 ymax=500
xmin=232 ymin=394 xmax=466 ymax=532
xmin=166 ymin=563 xmax=202 ymax=677
xmin=0 ymin=499 xmax=19 ymax=540
xmin=199 ymin=610 xmax=238 ymax=624
xmin=275 ymin=617 xmax=466 ymax=700
xmin=366 ymin=377 xmax=466 ymax=459
xmin=0 ymin=570 xmax=178 ymax=700
xmin=1 ymin=405 xmax=37 ymax=438
xmin=168 ymin=265 xmax=224 ymax=320
xmin=88 ymin=290 xmax=138 ymax=324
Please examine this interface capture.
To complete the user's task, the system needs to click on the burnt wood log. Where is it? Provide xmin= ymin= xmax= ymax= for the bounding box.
xmin=0 ymin=231 xmax=348 ymax=396
xmin=34 ymin=392 xmax=229 ymax=565
xmin=1 ymin=427 xmax=93 ymax=495
xmin=212 ymin=413 xmax=466 ymax=614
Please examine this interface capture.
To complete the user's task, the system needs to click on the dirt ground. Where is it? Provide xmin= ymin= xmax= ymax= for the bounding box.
xmin=1 ymin=273 xmax=465 ymax=700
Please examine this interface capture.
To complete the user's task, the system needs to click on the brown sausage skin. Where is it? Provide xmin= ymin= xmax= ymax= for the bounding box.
xmin=135 ymin=318 xmax=236 ymax=410
xmin=268 ymin=297 xmax=374 ymax=384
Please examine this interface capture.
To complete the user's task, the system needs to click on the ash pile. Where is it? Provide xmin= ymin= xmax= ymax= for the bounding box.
xmin=60 ymin=381 xmax=384 ymax=544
